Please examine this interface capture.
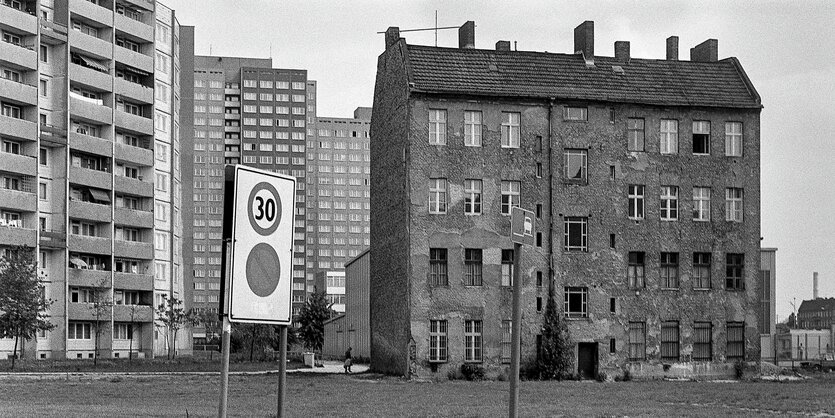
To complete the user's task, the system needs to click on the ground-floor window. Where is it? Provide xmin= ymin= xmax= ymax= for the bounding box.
xmin=693 ymin=322 xmax=712 ymax=360
xmin=501 ymin=320 xmax=512 ymax=363
xmin=628 ymin=322 xmax=645 ymax=360
xmin=464 ymin=320 xmax=482 ymax=362
xmin=726 ymin=322 xmax=745 ymax=360
xmin=660 ymin=321 xmax=679 ymax=361
xmin=429 ymin=320 xmax=447 ymax=362
xmin=68 ymin=322 xmax=92 ymax=340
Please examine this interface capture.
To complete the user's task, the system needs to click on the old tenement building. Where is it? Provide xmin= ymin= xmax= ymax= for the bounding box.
xmin=370 ymin=21 xmax=762 ymax=379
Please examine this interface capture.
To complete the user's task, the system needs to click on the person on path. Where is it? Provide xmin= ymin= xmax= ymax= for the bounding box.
xmin=344 ymin=347 xmax=352 ymax=374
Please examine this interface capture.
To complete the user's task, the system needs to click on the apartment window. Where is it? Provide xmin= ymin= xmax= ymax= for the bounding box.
xmin=428 ymin=109 xmax=446 ymax=145
xmin=725 ymin=188 xmax=743 ymax=222
xmin=40 ymin=44 xmax=48 ymax=63
xmin=564 ymin=106 xmax=587 ymax=121
xmin=429 ymin=320 xmax=448 ymax=362
xmin=500 ymin=112 xmax=521 ymax=148
xmin=725 ymin=253 xmax=745 ymax=290
xmin=563 ymin=217 xmax=588 ymax=252
xmin=39 ymin=183 xmax=47 ymax=200
xmin=428 ymin=178 xmax=447 ymax=214
xmin=113 ymin=323 xmax=133 ymax=340
xmin=464 ymin=179 xmax=482 ymax=215
xmin=628 ymin=185 xmax=645 ymax=220
xmin=726 ymin=322 xmax=745 ymax=360
xmin=660 ymin=119 xmax=678 ymax=154
xmin=500 ymin=180 xmax=520 ymax=215
xmin=660 ymin=186 xmax=678 ymax=221
xmin=693 ymin=252 xmax=712 ymax=289
xmin=627 ymin=252 xmax=645 ymax=288
xmin=464 ymin=111 xmax=482 ymax=146
xmin=429 ymin=248 xmax=448 ymax=286
xmin=70 ymin=287 xmax=93 ymax=303
xmin=660 ymin=321 xmax=680 ymax=361
xmin=564 ymin=287 xmax=588 ymax=318
xmin=68 ymin=322 xmax=92 ymax=340
xmin=464 ymin=320 xmax=483 ymax=362
xmin=3 ymin=140 xmax=21 ymax=154
xmin=660 ymin=252 xmax=679 ymax=288
xmin=39 ymin=79 xmax=47 ymax=97
xmin=725 ymin=122 xmax=742 ymax=157
xmin=627 ymin=118 xmax=645 ymax=151
xmin=693 ymin=322 xmax=713 ymax=360
xmin=501 ymin=320 xmax=512 ymax=363
xmin=501 ymin=249 xmax=514 ymax=286
xmin=693 ymin=121 xmax=711 ymax=154
xmin=628 ymin=322 xmax=646 ymax=360
xmin=464 ymin=249 xmax=482 ymax=286
xmin=2 ymin=103 xmax=22 ymax=119
xmin=692 ymin=187 xmax=711 ymax=221
xmin=564 ymin=149 xmax=587 ymax=182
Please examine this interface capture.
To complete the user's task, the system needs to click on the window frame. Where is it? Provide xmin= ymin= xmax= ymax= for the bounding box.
xmin=627 ymin=251 xmax=645 ymax=288
xmin=692 ymin=187 xmax=711 ymax=221
xmin=725 ymin=187 xmax=743 ymax=222
xmin=428 ymin=109 xmax=447 ymax=145
xmin=564 ymin=286 xmax=588 ymax=318
xmin=429 ymin=319 xmax=448 ymax=362
xmin=628 ymin=185 xmax=645 ymax=220
xmin=660 ymin=119 xmax=679 ymax=154
xmin=563 ymin=106 xmax=588 ymax=121
xmin=500 ymin=180 xmax=520 ymax=215
xmin=660 ymin=186 xmax=678 ymax=221
xmin=464 ymin=249 xmax=483 ymax=286
xmin=464 ymin=110 xmax=482 ymax=147
xmin=660 ymin=252 xmax=679 ymax=289
xmin=693 ymin=321 xmax=713 ymax=360
xmin=725 ymin=121 xmax=743 ymax=157
xmin=660 ymin=321 xmax=680 ymax=361
xmin=693 ymin=252 xmax=712 ymax=289
xmin=563 ymin=148 xmax=588 ymax=182
xmin=464 ymin=319 xmax=483 ymax=362
xmin=428 ymin=178 xmax=447 ymax=214
xmin=501 ymin=249 xmax=514 ymax=287
xmin=500 ymin=112 xmax=521 ymax=148
xmin=429 ymin=248 xmax=448 ymax=286
xmin=692 ymin=121 xmax=711 ymax=155
xmin=464 ymin=179 xmax=482 ymax=215
xmin=725 ymin=253 xmax=745 ymax=290
xmin=726 ymin=321 xmax=745 ymax=360
xmin=628 ymin=322 xmax=646 ymax=360
xmin=627 ymin=118 xmax=645 ymax=151
xmin=563 ymin=217 xmax=588 ymax=252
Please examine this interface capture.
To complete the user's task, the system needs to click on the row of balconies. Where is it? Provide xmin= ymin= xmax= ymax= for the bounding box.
xmin=0 ymin=1 xmax=38 ymax=35
xmin=68 ymin=28 xmax=153 ymax=74
xmin=69 ymin=96 xmax=153 ymax=135
xmin=68 ymin=63 xmax=153 ymax=105
xmin=67 ymin=302 xmax=154 ymax=322
xmin=68 ymin=131 xmax=153 ymax=166
xmin=66 ymin=234 xmax=154 ymax=259
xmin=0 ymin=76 xmax=38 ymax=107
xmin=68 ymin=266 xmax=154 ymax=291
xmin=69 ymin=0 xmax=154 ymax=42
xmin=68 ymin=200 xmax=153 ymax=227
xmin=68 ymin=167 xmax=154 ymax=197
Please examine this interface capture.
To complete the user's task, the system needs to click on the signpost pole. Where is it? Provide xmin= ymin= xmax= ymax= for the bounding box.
xmin=277 ymin=325 xmax=287 ymax=418
xmin=509 ymin=241 xmax=522 ymax=418
xmin=218 ymin=316 xmax=231 ymax=418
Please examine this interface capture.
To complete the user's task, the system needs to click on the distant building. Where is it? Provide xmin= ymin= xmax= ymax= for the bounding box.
xmin=798 ymin=298 xmax=835 ymax=330
xmin=370 ymin=21 xmax=762 ymax=379
xmin=323 ymin=248 xmax=369 ymax=359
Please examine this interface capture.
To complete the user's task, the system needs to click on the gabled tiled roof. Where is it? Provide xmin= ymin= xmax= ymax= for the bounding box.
xmin=405 ymin=44 xmax=762 ymax=109
xmin=799 ymin=298 xmax=835 ymax=313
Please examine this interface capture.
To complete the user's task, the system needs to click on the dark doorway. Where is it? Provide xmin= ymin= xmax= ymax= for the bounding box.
xmin=577 ymin=342 xmax=598 ymax=379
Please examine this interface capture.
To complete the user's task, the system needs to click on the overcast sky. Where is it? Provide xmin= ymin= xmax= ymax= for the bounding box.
xmin=162 ymin=0 xmax=835 ymax=321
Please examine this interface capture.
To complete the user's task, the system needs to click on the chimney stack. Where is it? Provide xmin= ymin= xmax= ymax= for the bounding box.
xmin=385 ymin=27 xmax=400 ymax=49
xmin=666 ymin=36 xmax=679 ymax=60
xmin=459 ymin=21 xmax=475 ymax=49
xmin=614 ymin=41 xmax=630 ymax=62
xmin=495 ymin=40 xmax=511 ymax=51
xmin=690 ymin=39 xmax=718 ymax=62
xmin=814 ymin=272 xmax=819 ymax=299
xmin=574 ymin=21 xmax=594 ymax=59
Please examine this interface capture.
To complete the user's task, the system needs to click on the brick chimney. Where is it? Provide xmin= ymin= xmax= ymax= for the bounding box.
xmin=666 ymin=36 xmax=679 ymax=60
xmin=459 ymin=21 xmax=475 ymax=49
xmin=574 ymin=21 xmax=594 ymax=59
xmin=614 ymin=41 xmax=630 ymax=62
xmin=690 ymin=39 xmax=718 ymax=62
xmin=385 ymin=27 xmax=400 ymax=49
xmin=495 ymin=40 xmax=511 ymax=51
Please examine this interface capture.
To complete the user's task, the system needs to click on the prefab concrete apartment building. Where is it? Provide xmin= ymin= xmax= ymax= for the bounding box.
xmin=370 ymin=21 xmax=762 ymax=379
xmin=0 ymin=0 xmax=187 ymax=359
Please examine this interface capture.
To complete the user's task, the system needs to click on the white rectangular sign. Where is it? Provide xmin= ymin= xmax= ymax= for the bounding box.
xmin=226 ymin=165 xmax=295 ymax=324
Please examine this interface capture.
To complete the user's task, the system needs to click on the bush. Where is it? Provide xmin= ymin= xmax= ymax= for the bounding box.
xmin=734 ymin=361 xmax=745 ymax=379
xmin=460 ymin=363 xmax=485 ymax=381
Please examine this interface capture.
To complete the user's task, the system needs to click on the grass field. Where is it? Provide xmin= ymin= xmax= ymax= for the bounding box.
xmin=1 ymin=372 xmax=834 ymax=417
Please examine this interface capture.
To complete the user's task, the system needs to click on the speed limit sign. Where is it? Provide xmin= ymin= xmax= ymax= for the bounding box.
xmin=220 ymin=165 xmax=295 ymax=324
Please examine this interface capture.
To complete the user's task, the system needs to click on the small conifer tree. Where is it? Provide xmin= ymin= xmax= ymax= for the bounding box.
xmin=537 ymin=287 xmax=574 ymax=380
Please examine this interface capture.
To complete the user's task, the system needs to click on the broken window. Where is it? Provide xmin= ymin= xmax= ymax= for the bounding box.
xmin=563 ymin=286 xmax=588 ymax=318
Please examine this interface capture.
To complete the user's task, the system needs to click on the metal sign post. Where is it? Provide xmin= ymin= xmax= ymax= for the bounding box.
xmin=509 ymin=206 xmax=535 ymax=418
xmin=217 ymin=165 xmax=296 ymax=418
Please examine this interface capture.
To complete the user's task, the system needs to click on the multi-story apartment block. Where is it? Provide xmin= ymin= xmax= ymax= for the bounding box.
xmin=370 ymin=21 xmax=762 ymax=379
xmin=0 ymin=0 xmax=186 ymax=359
xmin=307 ymin=106 xmax=371 ymax=313
xmin=184 ymin=54 xmax=310 ymax=343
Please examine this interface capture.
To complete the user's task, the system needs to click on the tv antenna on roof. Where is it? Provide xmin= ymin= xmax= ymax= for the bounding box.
xmin=376 ymin=11 xmax=462 ymax=47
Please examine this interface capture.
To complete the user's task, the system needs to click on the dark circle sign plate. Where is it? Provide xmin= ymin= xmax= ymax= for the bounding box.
xmin=247 ymin=181 xmax=282 ymax=236
xmin=245 ymin=243 xmax=281 ymax=297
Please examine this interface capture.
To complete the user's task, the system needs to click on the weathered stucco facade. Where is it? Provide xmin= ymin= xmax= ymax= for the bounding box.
xmin=370 ymin=21 xmax=762 ymax=379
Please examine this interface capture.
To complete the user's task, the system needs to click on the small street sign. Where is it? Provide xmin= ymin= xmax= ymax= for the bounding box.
xmin=221 ymin=165 xmax=295 ymax=325
xmin=511 ymin=206 xmax=535 ymax=246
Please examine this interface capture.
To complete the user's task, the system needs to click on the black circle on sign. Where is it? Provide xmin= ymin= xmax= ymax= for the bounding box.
xmin=246 ymin=243 xmax=281 ymax=297
xmin=247 ymin=181 xmax=282 ymax=236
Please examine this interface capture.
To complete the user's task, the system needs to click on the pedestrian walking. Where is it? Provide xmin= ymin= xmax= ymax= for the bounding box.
xmin=344 ymin=347 xmax=352 ymax=374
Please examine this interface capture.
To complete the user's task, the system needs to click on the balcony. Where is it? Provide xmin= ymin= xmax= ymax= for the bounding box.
xmin=0 ymin=4 xmax=38 ymax=35
xmin=114 ymin=110 xmax=153 ymax=135
xmin=114 ymin=175 xmax=153 ymax=197
xmin=69 ymin=200 xmax=111 ymax=223
xmin=224 ymin=88 xmax=239 ymax=95
xmin=69 ymin=63 xmax=112 ymax=92
xmin=69 ymin=234 xmax=111 ymax=255
xmin=0 ymin=226 xmax=37 ymax=247
xmin=0 ymin=115 xmax=37 ymax=141
xmin=122 ymin=0 xmax=155 ymax=12
xmin=67 ymin=302 xmax=101 ymax=321
xmin=0 ymin=188 xmax=36 ymax=212
xmin=114 ymin=240 xmax=153 ymax=259
xmin=69 ymin=166 xmax=112 ymax=190
xmin=114 ymin=142 xmax=153 ymax=167
xmin=113 ymin=304 xmax=153 ymax=322
xmin=68 ymin=30 xmax=113 ymax=61
xmin=70 ymin=96 xmax=113 ymax=125
xmin=0 ymin=41 xmax=37 ymax=70
xmin=69 ymin=131 xmax=113 ymax=158
xmin=40 ymin=18 xmax=68 ymax=43
xmin=39 ymin=229 xmax=67 ymax=249
xmin=40 ymin=124 xmax=68 ymax=146
xmin=114 ymin=207 xmax=153 ymax=228
xmin=224 ymin=126 xmax=240 ymax=133
xmin=69 ymin=0 xmax=114 ymax=28
xmin=0 ymin=152 xmax=37 ymax=177
xmin=114 ymin=272 xmax=154 ymax=291
xmin=224 ymin=101 xmax=240 ymax=108
xmin=0 ymin=77 xmax=37 ymax=106
xmin=114 ymin=77 xmax=153 ymax=104
xmin=113 ymin=47 xmax=152 ymax=74
xmin=224 ymin=112 xmax=240 ymax=120
xmin=68 ymin=267 xmax=111 ymax=287
xmin=115 ymin=14 xmax=153 ymax=42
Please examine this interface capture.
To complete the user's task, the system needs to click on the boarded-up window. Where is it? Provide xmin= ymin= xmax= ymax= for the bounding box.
xmin=661 ymin=321 xmax=680 ymax=361
xmin=726 ymin=322 xmax=745 ymax=360
xmin=501 ymin=320 xmax=512 ymax=363
xmin=693 ymin=322 xmax=712 ymax=361
xmin=628 ymin=322 xmax=646 ymax=360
